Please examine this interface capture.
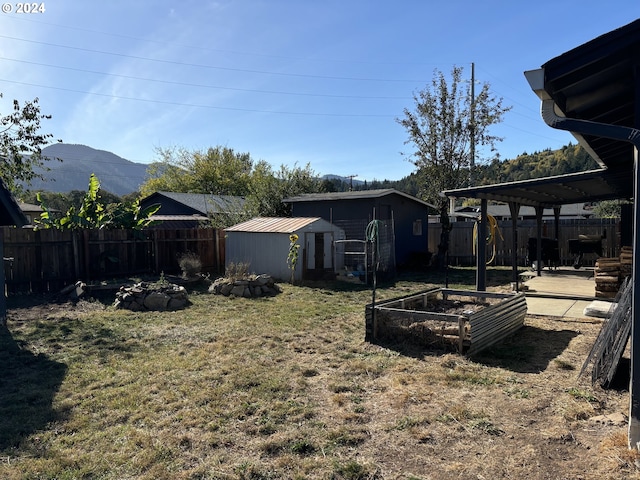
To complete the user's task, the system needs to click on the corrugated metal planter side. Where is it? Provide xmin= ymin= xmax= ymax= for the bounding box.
xmin=365 ymin=288 xmax=527 ymax=356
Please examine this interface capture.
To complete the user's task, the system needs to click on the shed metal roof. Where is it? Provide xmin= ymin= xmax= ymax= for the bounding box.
xmin=145 ymin=191 xmax=246 ymax=215
xmin=284 ymin=188 xmax=436 ymax=209
xmin=225 ymin=217 xmax=325 ymax=233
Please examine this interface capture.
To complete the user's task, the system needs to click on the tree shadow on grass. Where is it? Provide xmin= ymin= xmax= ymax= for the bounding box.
xmin=0 ymin=326 xmax=67 ymax=451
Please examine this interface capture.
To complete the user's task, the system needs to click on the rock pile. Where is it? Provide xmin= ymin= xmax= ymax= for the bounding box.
xmin=209 ymin=274 xmax=281 ymax=298
xmin=114 ymin=282 xmax=189 ymax=311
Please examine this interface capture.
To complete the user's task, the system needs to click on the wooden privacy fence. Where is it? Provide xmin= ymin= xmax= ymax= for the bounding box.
xmin=428 ymin=218 xmax=619 ymax=267
xmin=1 ymin=227 xmax=225 ymax=295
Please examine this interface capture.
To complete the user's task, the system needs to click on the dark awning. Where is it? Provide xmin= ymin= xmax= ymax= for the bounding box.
xmin=537 ymin=18 xmax=640 ymax=172
xmin=445 ymin=18 xmax=640 ymax=206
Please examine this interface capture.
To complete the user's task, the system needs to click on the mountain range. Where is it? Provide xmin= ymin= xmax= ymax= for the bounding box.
xmin=22 ymin=143 xmax=598 ymax=200
xmin=25 ymin=144 xmax=366 ymax=197
xmin=26 ymin=144 xmax=149 ymax=196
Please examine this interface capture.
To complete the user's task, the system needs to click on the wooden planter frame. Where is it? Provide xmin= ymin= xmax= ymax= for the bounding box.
xmin=365 ymin=288 xmax=527 ymax=355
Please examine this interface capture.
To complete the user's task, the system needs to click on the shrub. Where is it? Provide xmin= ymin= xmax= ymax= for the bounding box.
xmin=225 ymin=262 xmax=251 ymax=282
xmin=178 ymin=252 xmax=202 ymax=278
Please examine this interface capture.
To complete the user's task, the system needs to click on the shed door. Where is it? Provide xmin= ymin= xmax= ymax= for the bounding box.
xmin=306 ymin=232 xmax=334 ymax=271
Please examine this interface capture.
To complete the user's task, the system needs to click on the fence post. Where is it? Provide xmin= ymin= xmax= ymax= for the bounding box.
xmin=218 ymin=229 xmax=225 ymax=274
xmin=72 ymin=231 xmax=81 ymax=280
xmin=83 ymin=230 xmax=91 ymax=281
xmin=153 ymin=230 xmax=160 ymax=274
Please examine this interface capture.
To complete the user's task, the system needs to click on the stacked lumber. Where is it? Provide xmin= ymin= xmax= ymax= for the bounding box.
xmin=594 ymin=257 xmax=621 ymax=298
xmin=620 ymin=246 xmax=633 ymax=278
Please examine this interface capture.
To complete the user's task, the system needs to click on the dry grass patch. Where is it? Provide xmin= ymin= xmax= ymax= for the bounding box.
xmin=0 ymin=269 xmax=637 ymax=479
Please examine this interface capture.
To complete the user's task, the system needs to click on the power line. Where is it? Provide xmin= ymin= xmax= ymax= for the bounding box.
xmin=0 ymin=34 xmax=428 ymax=84
xmin=0 ymin=56 xmax=412 ymax=100
xmin=0 ymin=78 xmax=396 ymax=118
xmin=1 ymin=14 xmax=455 ymax=68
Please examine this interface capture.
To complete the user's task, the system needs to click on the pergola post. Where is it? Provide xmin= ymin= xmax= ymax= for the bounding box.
xmin=535 ymin=206 xmax=544 ymax=277
xmin=508 ymin=202 xmax=521 ymax=289
xmin=629 ymin=136 xmax=640 ymax=449
xmin=553 ymin=206 xmax=561 ymax=241
xmin=476 ymin=198 xmax=487 ymax=291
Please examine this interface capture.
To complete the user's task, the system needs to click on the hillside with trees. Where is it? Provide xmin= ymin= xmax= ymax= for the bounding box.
xmin=474 ymin=143 xmax=600 ymax=185
xmin=343 ymin=142 xmax=600 ymax=198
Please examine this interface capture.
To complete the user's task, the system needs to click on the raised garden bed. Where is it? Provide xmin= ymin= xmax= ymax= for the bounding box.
xmin=365 ymin=288 xmax=527 ymax=355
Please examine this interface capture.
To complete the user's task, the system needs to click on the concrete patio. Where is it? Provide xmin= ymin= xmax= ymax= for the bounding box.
xmin=520 ymin=267 xmax=611 ymax=319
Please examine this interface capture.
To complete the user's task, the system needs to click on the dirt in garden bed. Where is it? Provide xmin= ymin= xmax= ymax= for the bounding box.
xmin=417 ymin=297 xmax=499 ymax=315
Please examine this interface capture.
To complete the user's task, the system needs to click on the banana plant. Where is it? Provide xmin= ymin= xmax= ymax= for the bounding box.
xmin=35 ymin=174 xmax=159 ymax=230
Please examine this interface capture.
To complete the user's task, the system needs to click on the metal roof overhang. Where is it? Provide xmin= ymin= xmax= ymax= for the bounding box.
xmin=445 ymin=18 xmax=640 ymax=207
xmin=535 ymin=18 xmax=640 ymax=172
xmin=444 ymin=168 xmax=631 ymax=207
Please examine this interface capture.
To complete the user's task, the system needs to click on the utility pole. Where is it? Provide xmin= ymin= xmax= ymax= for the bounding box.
xmin=470 ymin=62 xmax=475 ymax=187
xmin=346 ymin=174 xmax=358 ymax=191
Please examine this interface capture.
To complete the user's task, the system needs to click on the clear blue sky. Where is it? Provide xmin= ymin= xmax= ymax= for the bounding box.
xmin=1 ymin=1 xmax=639 ymax=182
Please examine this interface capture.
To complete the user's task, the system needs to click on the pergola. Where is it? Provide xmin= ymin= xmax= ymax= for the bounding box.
xmin=443 ymin=18 xmax=640 ymax=448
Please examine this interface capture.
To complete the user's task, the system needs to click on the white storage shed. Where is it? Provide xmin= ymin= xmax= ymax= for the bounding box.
xmin=225 ymin=217 xmax=346 ymax=282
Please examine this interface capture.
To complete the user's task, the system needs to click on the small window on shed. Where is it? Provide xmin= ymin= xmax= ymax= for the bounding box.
xmin=413 ymin=219 xmax=423 ymax=236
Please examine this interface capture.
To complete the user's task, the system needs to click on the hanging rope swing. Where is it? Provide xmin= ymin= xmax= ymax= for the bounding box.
xmin=366 ymin=219 xmax=382 ymax=322
xmin=472 ymin=214 xmax=504 ymax=265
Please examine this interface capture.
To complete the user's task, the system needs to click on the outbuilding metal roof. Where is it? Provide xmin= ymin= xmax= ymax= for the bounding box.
xmin=225 ymin=217 xmax=324 ymax=233
xmin=284 ymin=188 xmax=436 ymax=209
xmin=146 ymin=191 xmax=246 ymax=215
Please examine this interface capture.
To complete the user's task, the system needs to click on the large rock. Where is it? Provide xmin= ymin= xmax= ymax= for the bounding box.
xmin=208 ymin=274 xmax=280 ymax=298
xmin=114 ymin=282 xmax=189 ymax=311
xmin=143 ymin=291 xmax=170 ymax=311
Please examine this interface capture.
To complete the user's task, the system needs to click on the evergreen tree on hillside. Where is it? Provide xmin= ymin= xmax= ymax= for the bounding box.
xmin=475 ymin=143 xmax=598 ymax=185
xmin=358 ymin=143 xmax=600 ymax=197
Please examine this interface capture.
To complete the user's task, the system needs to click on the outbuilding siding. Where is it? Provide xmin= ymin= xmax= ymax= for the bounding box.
xmin=225 ymin=217 xmax=345 ymax=282
xmin=285 ymin=190 xmax=433 ymax=267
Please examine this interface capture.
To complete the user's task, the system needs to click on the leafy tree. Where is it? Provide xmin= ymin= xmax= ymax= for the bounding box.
xmin=139 ymin=144 xmax=322 ymax=225
xmin=593 ymin=200 xmax=628 ymax=218
xmin=246 ymin=161 xmax=320 ymax=217
xmin=318 ymin=178 xmax=339 ymax=192
xmin=397 ymin=66 xmax=511 ymax=206
xmin=0 ymin=93 xmax=59 ymax=195
xmin=22 ymin=191 xmax=69 ymax=213
xmin=141 ymin=159 xmax=190 ymax=195
xmin=140 ymin=146 xmax=253 ymax=197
